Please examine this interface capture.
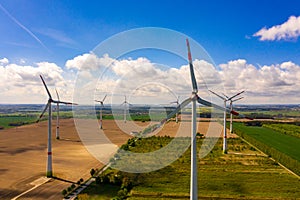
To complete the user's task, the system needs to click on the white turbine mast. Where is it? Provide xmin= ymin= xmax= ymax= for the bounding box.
xmin=95 ymin=94 xmax=107 ymax=129
xmin=55 ymin=88 xmax=77 ymax=139
xmin=121 ymin=95 xmax=131 ymax=123
xmin=209 ymin=90 xmax=244 ymax=153
xmin=36 ymin=75 xmax=75 ymax=177
xmin=170 ymin=96 xmax=180 ymax=123
xmin=139 ymin=39 xmax=247 ymax=200
xmin=228 ymin=93 xmax=244 ymax=133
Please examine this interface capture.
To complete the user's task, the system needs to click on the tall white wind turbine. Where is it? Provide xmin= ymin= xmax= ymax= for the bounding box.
xmin=140 ymin=39 xmax=246 ymax=199
xmin=228 ymin=94 xmax=244 ymax=133
xmin=121 ymin=95 xmax=131 ymax=123
xmin=209 ymin=90 xmax=244 ymax=153
xmin=170 ymin=96 xmax=180 ymax=123
xmin=95 ymin=94 xmax=107 ymax=129
xmin=36 ymin=75 xmax=74 ymax=177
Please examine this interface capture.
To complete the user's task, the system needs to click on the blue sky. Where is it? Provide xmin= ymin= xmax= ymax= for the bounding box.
xmin=1 ymin=0 xmax=300 ymax=104
xmin=1 ymin=0 xmax=300 ymax=66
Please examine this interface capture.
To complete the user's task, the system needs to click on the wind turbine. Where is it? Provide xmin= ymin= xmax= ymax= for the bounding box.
xmin=227 ymin=94 xmax=244 ymax=133
xmin=36 ymin=75 xmax=74 ymax=177
xmin=170 ymin=96 xmax=180 ymax=123
xmin=95 ymin=95 xmax=107 ymax=129
xmin=121 ymin=95 xmax=131 ymax=123
xmin=209 ymin=90 xmax=244 ymax=153
xmin=140 ymin=39 xmax=247 ymax=199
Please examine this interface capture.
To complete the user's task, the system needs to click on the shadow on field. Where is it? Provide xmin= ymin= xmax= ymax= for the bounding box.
xmin=3 ymin=144 xmax=46 ymax=155
xmin=58 ymin=138 xmax=81 ymax=143
xmin=52 ymin=176 xmax=76 ymax=184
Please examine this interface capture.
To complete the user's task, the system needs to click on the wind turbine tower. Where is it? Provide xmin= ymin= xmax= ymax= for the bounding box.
xmin=121 ymin=95 xmax=131 ymax=123
xmin=170 ymin=96 xmax=180 ymax=123
xmin=95 ymin=95 xmax=107 ymax=129
xmin=228 ymin=95 xmax=244 ymax=133
xmin=209 ymin=90 xmax=244 ymax=153
xmin=37 ymin=75 xmax=74 ymax=177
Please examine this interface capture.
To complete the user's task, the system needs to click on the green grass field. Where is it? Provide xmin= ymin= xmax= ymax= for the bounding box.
xmin=0 ymin=111 xmax=74 ymax=129
xmin=234 ymin=122 xmax=300 ymax=162
xmin=0 ymin=115 xmax=37 ymax=129
xmin=78 ymin=136 xmax=300 ymax=199
xmin=263 ymin=123 xmax=300 ymax=139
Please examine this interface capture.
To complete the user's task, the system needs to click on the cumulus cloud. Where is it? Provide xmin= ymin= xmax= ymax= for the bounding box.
xmin=0 ymin=59 xmax=74 ymax=103
xmin=253 ymin=16 xmax=300 ymax=41
xmin=0 ymin=57 xmax=9 ymax=65
xmin=219 ymin=59 xmax=300 ymax=103
xmin=66 ymin=53 xmax=114 ymax=71
xmin=2 ymin=53 xmax=300 ymax=104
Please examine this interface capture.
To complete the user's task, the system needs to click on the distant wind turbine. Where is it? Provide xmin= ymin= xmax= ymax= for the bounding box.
xmin=95 ymin=95 xmax=107 ymax=129
xmin=36 ymin=75 xmax=74 ymax=177
xmin=209 ymin=90 xmax=245 ymax=153
xmin=170 ymin=96 xmax=180 ymax=123
xmin=121 ymin=95 xmax=131 ymax=123
xmin=55 ymin=88 xmax=77 ymax=139
xmin=228 ymin=96 xmax=244 ymax=133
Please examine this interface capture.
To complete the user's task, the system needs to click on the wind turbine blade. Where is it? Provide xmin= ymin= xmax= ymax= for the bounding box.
xmin=222 ymin=93 xmax=229 ymax=99
xmin=95 ymin=100 xmax=101 ymax=103
xmin=102 ymin=94 xmax=107 ymax=102
xmin=232 ymin=96 xmax=244 ymax=102
xmin=197 ymin=96 xmax=229 ymax=112
xmin=139 ymin=97 xmax=192 ymax=136
xmin=40 ymin=75 xmax=52 ymax=99
xmin=160 ymin=97 xmax=192 ymax=124
xmin=228 ymin=91 xmax=245 ymax=101
xmin=55 ymin=88 xmax=60 ymax=101
xmin=231 ymin=111 xmax=253 ymax=120
xmin=186 ymin=39 xmax=198 ymax=93
xmin=36 ymin=102 xmax=49 ymax=122
xmin=209 ymin=90 xmax=227 ymax=101
xmin=53 ymin=100 xmax=77 ymax=105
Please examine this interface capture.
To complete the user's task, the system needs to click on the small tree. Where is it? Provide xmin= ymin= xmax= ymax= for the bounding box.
xmin=95 ymin=176 xmax=101 ymax=184
xmin=62 ymin=189 xmax=67 ymax=196
xmin=90 ymin=168 xmax=96 ymax=177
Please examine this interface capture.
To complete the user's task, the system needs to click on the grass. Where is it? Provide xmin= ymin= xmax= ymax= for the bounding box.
xmin=77 ymin=183 xmax=120 ymax=200
xmin=0 ymin=111 xmax=74 ymax=129
xmin=234 ymin=122 xmax=300 ymax=162
xmin=80 ymin=136 xmax=300 ymax=199
xmin=0 ymin=115 xmax=37 ymax=129
xmin=263 ymin=123 xmax=300 ymax=139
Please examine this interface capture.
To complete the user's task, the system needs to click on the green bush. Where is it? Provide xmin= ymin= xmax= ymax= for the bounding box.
xmin=62 ymin=189 xmax=67 ymax=196
xmin=90 ymin=168 xmax=96 ymax=177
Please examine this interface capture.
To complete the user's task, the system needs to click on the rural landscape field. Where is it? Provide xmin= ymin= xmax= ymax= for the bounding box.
xmin=1 ymin=104 xmax=300 ymax=199
xmin=1 ymin=1 xmax=300 ymax=200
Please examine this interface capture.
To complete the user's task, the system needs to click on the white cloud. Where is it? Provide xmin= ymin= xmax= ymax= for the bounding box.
xmin=219 ymin=59 xmax=300 ymax=104
xmin=1 ymin=53 xmax=300 ymax=104
xmin=254 ymin=16 xmax=300 ymax=41
xmin=0 ymin=57 xmax=9 ymax=65
xmin=0 ymin=61 xmax=74 ymax=104
xmin=65 ymin=53 xmax=114 ymax=71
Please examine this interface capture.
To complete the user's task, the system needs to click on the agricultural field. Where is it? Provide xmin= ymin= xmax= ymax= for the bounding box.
xmin=263 ymin=123 xmax=300 ymax=138
xmin=0 ymin=111 xmax=74 ymax=129
xmin=0 ymin=115 xmax=37 ymax=129
xmin=233 ymin=122 xmax=300 ymax=175
xmin=78 ymin=136 xmax=300 ymax=200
